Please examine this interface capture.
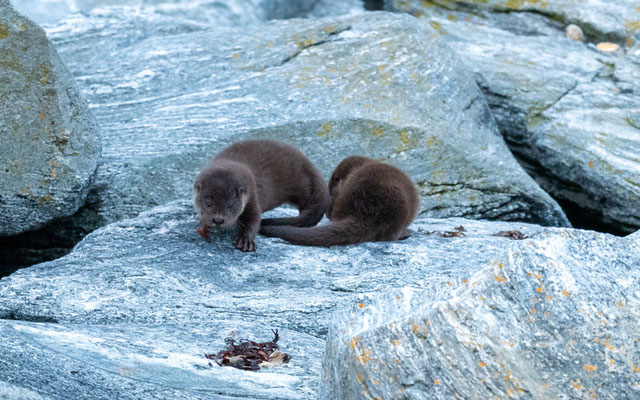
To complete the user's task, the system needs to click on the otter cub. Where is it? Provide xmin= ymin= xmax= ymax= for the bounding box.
xmin=194 ymin=140 xmax=329 ymax=252
xmin=260 ymin=156 xmax=419 ymax=246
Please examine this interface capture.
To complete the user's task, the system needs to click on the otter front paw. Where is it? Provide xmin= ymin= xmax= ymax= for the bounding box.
xmin=233 ymin=235 xmax=256 ymax=252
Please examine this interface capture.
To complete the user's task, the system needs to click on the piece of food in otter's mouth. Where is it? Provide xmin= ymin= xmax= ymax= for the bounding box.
xmin=197 ymin=225 xmax=210 ymax=240
xmin=204 ymin=329 xmax=291 ymax=371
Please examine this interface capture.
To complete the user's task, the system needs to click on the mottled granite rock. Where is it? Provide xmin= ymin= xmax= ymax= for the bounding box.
xmin=0 ymin=2 xmax=100 ymax=237
xmin=11 ymin=0 xmax=360 ymax=26
xmin=0 ymin=380 xmax=48 ymax=400
xmin=0 ymin=200 xmax=632 ymax=398
xmin=46 ymin=10 xmax=565 ymax=228
xmin=389 ymin=0 xmax=640 ymax=43
xmin=321 ymin=228 xmax=640 ymax=399
xmin=0 ymin=199 xmax=566 ymax=398
xmin=385 ymin=1 xmax=640 ymax=234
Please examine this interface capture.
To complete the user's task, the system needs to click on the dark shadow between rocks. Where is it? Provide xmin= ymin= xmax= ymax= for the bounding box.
xmin=0 ymin=188 xmax=107 ymax=278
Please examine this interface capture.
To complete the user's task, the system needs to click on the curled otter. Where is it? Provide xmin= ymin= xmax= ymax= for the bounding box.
xmin=259 ymin=156 xmax=419 ymax=246
xmin=194 ymin=140 xmax=329 ymax=251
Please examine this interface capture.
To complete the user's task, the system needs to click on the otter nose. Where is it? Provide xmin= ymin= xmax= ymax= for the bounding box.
xmin=212 ymin=217 xmax=225 ymax=226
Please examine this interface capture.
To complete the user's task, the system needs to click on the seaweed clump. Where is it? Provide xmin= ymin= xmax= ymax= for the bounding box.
xmin=205 ymin=329 xmax=291 ymax=371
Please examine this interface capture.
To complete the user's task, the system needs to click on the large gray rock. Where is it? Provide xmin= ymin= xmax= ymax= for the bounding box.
xmin=0 ymin=200 xmax=631 ymax=398
xmin=385 ymin=1 xmax=640 ymax=234
xmin=1 ymin=9 xmax=570 ymax=273
xmin=321 ymin=228 xmax=640 ymax=399
xmin=389 ymin=0 xmax=640 ymax=43
xmin=0 ymin=199 xmax=572 ymax=398
xmin=45 ymin=10 xmax=566 ymax=229
xmin=0 ymin=2 xmax=101 ymax=237
xmin=11 ymin=0 xmax=361 ymax=26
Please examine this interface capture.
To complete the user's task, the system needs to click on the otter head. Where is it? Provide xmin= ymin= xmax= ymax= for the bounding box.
xmin=327 ymin=156 xmax=372 ymax=219
xmin=194 ymin=166 xmax=250 ymax=229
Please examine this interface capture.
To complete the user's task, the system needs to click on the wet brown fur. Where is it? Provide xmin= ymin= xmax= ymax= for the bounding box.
xmin=194 ymin=140 xmax=329 ymax=251
xmin=259 ymin=156 xmax=419 ymax=246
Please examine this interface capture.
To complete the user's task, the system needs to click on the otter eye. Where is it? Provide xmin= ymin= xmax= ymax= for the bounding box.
xmin=204 ymin=199 xmax=213 ymax=209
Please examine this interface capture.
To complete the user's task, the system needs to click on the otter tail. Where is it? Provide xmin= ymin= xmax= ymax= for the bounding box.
xmin=259 ymin=221 xmax=363 ymax=247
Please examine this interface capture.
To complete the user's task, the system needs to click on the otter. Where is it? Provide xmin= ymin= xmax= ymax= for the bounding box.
xmin=259 ymin=156 xmax=419 ymax=246
xmin=194 ymin=140 xmax=329 ymax=252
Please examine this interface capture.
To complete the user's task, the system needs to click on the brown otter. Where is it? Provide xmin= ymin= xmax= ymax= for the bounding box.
xmin=259 ymin=156 xmax=419 ymax=246
xmin=194 ymin=140 xmax=329 ymax=252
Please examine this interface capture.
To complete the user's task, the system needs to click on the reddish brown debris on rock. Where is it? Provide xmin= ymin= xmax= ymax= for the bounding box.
xmin=494 ymin=230 xmax=528 ymax=240
xmin=205 ymin=329 xmax=291 ymax=371
xmin=439 ymin=225 xmax=467 ymax=238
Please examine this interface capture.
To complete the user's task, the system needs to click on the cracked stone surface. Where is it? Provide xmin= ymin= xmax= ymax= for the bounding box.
xmin=0 ymin=1 xmax=101 ymax=237
xmin=386 ymin=1 xmax=640 ymax=234
xmin=0 ymin=199 xmax=581 ymax=399
xmin=0 ymin=9 xmax=570 ymax=272
xmin=321 ymin=227 xmax=640 ymax=399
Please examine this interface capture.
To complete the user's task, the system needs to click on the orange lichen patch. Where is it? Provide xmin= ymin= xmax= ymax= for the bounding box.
xmin=507 ymin=389 xmax=514 ymax=396
xmin=358 ymin=303 xmax=364 ymax=308
xmin=478 ymin=362 xmax=487 ymax=367
xmin=562 ymin=291 xmax=570 ymax=297
xmin=544 ymin=312 xmax=550 ymax=316
xmin=531 ymin=309 xmax=537 ymax=314
xmin=536 ymin=287 xmax=544 ymax=293
xmin=373 ymin=379 xmax=379 ymax=385
xmin=596 ymin=42 xmax=619 ymax=52
xmin=447 ymin=15 xmax=457 ymax=21
xmin=609 ymin=359 xmax=615 ymax=365
xmin=446 ymin=281 xmax=454 ymax=286
xmin=412 ymin=323 xmax=419 ymax=333
xmin=583 ymin=364 xmax=597 ymax=372
xmin=356 ymin=373 xmax=364 ymax=383
xmin=462 ymin=279 xmax=468 ymax=284
xmin=526 ymin=272 xmax=532 ymax=276
xmin=633 ymin=366 xmax=640 ymax=373
xmin=379 ymin=65 xmax=386 ymax=70
xmin=51 ymin=169 xmax=56 ymax=178
xmin=434 ymin=378 xmax=440 ymax=385
xmin=588 ymin=160 xmax=595 ymax=168
xmin=40 ymin=113 xmax=46 ymax=120
xmin=533 ymin=273 xmax=543 ymax=279
xmin=349 ymin=337 xmax=360 ymax=349
xmin=356 ymin=349 xmax=372 ymax=364
xmin=546 ymin=295 xmax=553 ymax=300
xmin=494 ymin=276 xmax=508 ymax=283
xmin=391 ymin=339 xmax=400 ymax=347
xmin=396 ymin=295 xmax=402 ymax=299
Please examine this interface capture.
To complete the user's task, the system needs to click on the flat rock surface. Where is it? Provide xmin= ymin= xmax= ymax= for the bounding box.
xmin=0 ymin=199 xmax=568 ymax=398
xmin=42 ymin=10 xmax=566 ymax=231
xmin=322 ymin=224 xmax=640 ymax=399
xmin=0 ymin=1 xmax=101 ymax=236
xmin=386 ymin=1 xmax=640 ymax=234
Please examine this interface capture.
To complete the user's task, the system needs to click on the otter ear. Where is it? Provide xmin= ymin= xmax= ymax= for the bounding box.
xmin=194 ymin=182 xmax=201 ymax=192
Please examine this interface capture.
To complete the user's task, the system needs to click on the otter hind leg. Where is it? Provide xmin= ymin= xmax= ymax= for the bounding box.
xmin=398 ymin=229 xmax=411 ymax=241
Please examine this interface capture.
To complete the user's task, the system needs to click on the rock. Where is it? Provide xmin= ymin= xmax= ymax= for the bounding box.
xmin=0 ymin=381 xmax=48 ymax=400
xmin=11 ymin=0 xmax=360 ymax=26
xmin=321 ymin=228 xmax=640 ymax=399
xmin=0 ymin=320 xmax=322 ymax=400
xmin=0 ymin=199 xmax=568 ymax=398
xmin=0 ymin=9 xmax=569 ymax=271
xmin=387 ymin=0 xmax=640 ymax=44
xmin=0 ymin=2 xmax=101 ymax=237
xmin=384 ymin=2 xmax=640 ymax=234
xmin=565 ymin=24 xmax=585 ymax=42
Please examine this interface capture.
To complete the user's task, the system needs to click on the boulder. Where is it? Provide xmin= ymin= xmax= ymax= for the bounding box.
xmin=11 ymin=0 xmax=361 ymax=26
xmin=0 ymin=199 xmax=568 ymax=398
xmin=2 ymin=9 xmax=570 ymax=272
xmin=385 ymin=1 xmax=640 ymax=234
xmin=0 ymin=200 xmax=633 ymax=398
xmin=0 ymin=1 xmax=101 ymax=237
xmin=46 ymin=10 xmax=566 ymax=228
xmin=321 ymin=227 xmax=640 ymax=399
